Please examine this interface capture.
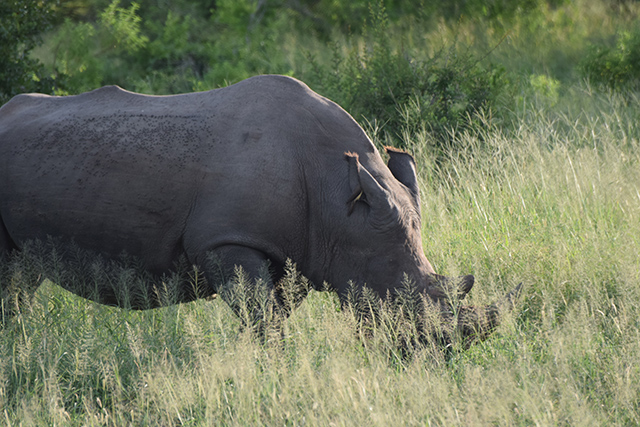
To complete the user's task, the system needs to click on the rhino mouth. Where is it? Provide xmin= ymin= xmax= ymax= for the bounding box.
xmin=438 ymin=283 xmax=523 ymax=348
xmin=345 ymin=279 xmax=523 ymax=352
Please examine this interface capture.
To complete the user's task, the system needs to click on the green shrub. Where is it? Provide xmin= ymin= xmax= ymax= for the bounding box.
xmin=528 ymin=74 xmax=561 ymax=105
xmin=580 ymin=23 xmax=640 ymax=91
xmin=0 ymin=0 xmax=64 ymax=104
xmin=42 ymin=0 xmax=297 ymax=94
xmin=305 ymin=2 xmax=506 ymax=149
xmin=45 ymin=0 xmax=150 ymax=94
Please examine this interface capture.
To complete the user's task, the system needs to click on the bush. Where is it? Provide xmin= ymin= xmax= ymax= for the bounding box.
xmin=0 ymin=0 xmax=64 ymax=104
xmin=580 ymin=23 xmax=640 ymax=91
xmin=43 ymin=0 xmax=297 ymax=95
xmin=47 ymin=0 xmax=150 ymax=94
xmin=305 ymin=2 xmax=506 ymax=149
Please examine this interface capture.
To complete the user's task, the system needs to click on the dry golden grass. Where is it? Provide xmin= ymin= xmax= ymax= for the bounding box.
xmin=2 ymin=86 xmax=639 ymax=425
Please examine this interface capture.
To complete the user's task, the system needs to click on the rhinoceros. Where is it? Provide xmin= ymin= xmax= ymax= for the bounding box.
xmin=0 ymin=75 xmax=518 ymax=341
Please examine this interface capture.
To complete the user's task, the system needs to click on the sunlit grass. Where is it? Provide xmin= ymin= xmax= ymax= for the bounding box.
xmin=1 ymin=84 xmax=639 ymax=425
xmin=5 ymin=0 xmax=640 ymax=424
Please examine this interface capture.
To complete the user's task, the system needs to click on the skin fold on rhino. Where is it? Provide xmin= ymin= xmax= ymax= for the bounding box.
xmin=0 ymin=75 xmax=520 ymax=343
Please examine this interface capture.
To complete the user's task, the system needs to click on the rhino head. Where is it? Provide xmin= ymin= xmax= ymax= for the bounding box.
xmin=326 ymin=147 xmax=520 ymax=345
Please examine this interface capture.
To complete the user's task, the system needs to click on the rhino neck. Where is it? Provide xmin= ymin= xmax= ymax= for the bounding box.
xmin=294 ymin=159 xmax=346 ymax=293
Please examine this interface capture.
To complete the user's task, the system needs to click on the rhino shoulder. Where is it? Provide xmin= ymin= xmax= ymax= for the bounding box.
xmin=240 ymin=74 xmax=311 ymax=91
xmin=84 ymin=85 xmax=128 ymax=96
xmin=75 ymin=85 xmax=142 ymax=103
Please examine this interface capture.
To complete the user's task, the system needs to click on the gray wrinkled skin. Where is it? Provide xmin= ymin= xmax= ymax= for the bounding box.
xmin=0 ymin=75 xmax=513 ymax=335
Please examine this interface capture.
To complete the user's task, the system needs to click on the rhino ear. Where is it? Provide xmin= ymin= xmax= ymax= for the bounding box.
xmin=345 ymin=152 xmax=392 ymax=216
xmin=386 ymin=147 xmax=419 ymax=200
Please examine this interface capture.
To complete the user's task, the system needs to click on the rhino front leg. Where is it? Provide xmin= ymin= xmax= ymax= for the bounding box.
xmin=203 ymin=245 xmax=282 ymax=331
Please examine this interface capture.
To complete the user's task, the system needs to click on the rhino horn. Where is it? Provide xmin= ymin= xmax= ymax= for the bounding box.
xmin=456 ymin=283 xmax=523 ymax=347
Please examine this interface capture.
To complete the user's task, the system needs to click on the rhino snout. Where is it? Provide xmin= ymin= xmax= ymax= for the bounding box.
xmin=454 ymin=283 xmax=523 ymax=347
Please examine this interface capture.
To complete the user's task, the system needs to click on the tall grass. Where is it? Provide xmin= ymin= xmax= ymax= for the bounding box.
xmin=1 ymin=84 xmax=639 ymax=425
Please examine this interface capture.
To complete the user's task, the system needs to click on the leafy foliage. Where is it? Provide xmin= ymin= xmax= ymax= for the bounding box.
xmin=437 ymin=0 xmax=569 ymax=22
xmin=100 ymin=0 xmax=148 ymax=53
xmin=580 ymin=23 xmax=640 ymax=91
xmin=0 ymin=0 xmax=63 ymax=104
xmin=40 ymin=0 xmax=297 ymax=95
xmin=2 ymin=1 xmax=640 ymax=424
xmin=305 ymin=2 xmax=506 ymax=148
xmin=47 ymin=1 xmax=151 ymax=93
xmin=2 ymin=96 xmax=640 ymax=423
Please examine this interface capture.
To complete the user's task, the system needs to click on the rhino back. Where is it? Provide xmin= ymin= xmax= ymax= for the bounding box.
xmin=0 ymin=75 xmax=378 ymax=273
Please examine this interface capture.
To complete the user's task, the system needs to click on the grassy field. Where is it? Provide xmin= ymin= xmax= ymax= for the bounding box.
xmin=3 ymin=1 xmax=640 ymax=425
xmin=1 ymin=87 xmax=639 ymax=425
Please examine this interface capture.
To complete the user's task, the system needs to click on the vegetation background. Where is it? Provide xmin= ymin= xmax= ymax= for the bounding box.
xmin=1 ymin=0 xmax=639 ymax=425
